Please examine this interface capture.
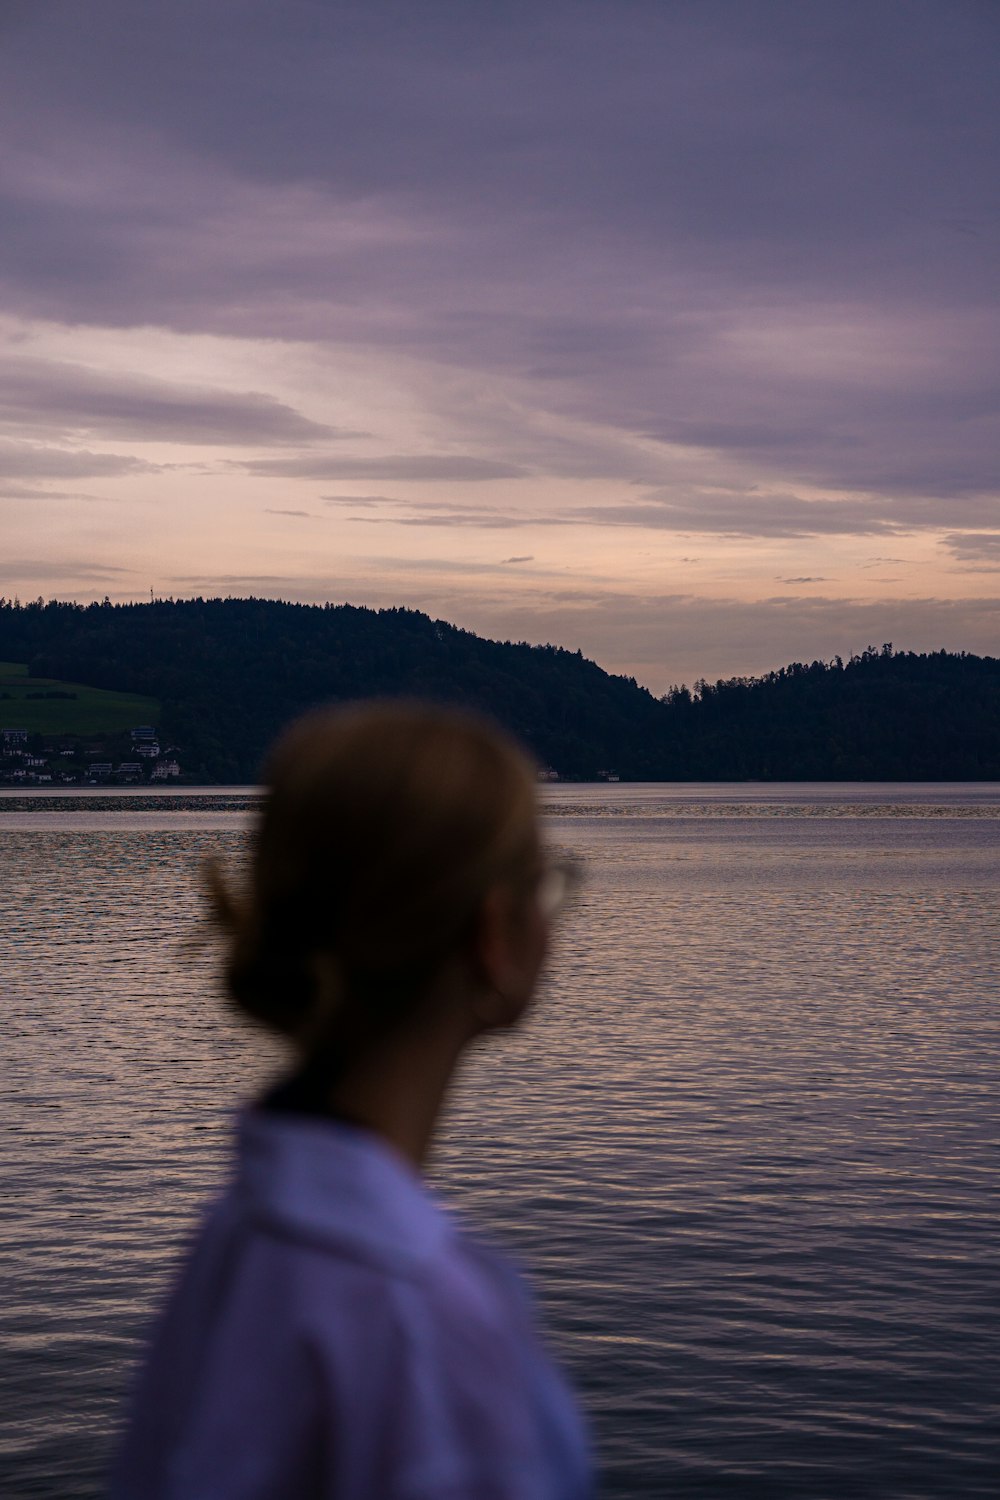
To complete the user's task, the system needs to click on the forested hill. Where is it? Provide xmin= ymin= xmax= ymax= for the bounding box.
xmin=0 ymin=599 xmax=997 ymax=780
xmin=659 ymin=644 xmax=1000 ymax=780
xmin=0 ymin=597 xmax=665 ymax=781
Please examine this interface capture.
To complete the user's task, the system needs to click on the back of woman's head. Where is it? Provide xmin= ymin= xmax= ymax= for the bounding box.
xmin=208 ymin=701 xmax=540 ymax=1047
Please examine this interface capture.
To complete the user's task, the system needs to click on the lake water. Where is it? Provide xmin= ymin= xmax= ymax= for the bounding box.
xmin=2 ymin=784 xmax=998 ymax=1498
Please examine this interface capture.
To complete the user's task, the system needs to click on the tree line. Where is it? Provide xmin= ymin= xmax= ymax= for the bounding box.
xmin=0 ymin=599 xmax=997 ymax=780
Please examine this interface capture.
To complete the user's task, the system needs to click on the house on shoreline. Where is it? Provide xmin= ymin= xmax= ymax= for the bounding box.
xmin=1 ymin=724 xmax=183 ymax=786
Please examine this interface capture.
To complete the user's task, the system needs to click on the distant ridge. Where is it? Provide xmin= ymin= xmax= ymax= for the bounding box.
xmin=0 ymin=598 xmax=997 ymax=781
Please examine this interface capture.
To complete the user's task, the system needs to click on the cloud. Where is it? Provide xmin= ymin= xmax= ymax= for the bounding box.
xmin=354 ymin=510 xmax=534 ymax=530
xmin=0 ymin=357 xmax=337 ymax=446
xmin=242 ymin=455 xmax=525 ymax=481
xmin=568 ymin=489 xmax=1000 ymax=539
xmin=352 ymin=555 xmax=545 ymax=578
xmin=1 ymin=0 xmax=996 ymax=512
xmin=0 ymin=558 xmax=133 ymax=584
xmin=3 ymin=0 xmax=1000 ymax=670
xmin=778 ymin=576 xmax=828 ymax=583
xmin=0 ymin=442 xmax=155 ymax=479
xmin=167 ymin=574 xmax=322 ymax=588
xmin=0 ymin=485 xmax=108 ymax=501
xmin=501 ymin=555 xmax=533 ymax=564
xmin=322 ymin=494 xmax=401 ymax=507
xmin=264 ymin=508 xmax=316 ymax=519
xmin=942 ymin=532 xmax=1000 ymax=562
xmin=322 ymin=493 xmax=552 ymax=529
xmin=571 ymin=494 xmax=898 ymax=537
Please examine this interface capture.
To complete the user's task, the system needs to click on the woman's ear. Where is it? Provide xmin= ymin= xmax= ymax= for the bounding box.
xmin=469 ymin=883 xmax=546 ymax=1030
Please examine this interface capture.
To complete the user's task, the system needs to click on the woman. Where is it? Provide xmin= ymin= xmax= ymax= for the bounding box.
xmin=112 ymin=701 xmax=590 ymax=1499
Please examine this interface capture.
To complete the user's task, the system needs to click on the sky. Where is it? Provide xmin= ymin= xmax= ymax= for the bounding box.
xmin=2 ymin=0 xmax=999 ymax=693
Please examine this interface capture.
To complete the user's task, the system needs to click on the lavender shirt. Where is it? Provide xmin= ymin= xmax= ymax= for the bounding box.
xmin=111 ymin=1112 xmax=591 ymax=1499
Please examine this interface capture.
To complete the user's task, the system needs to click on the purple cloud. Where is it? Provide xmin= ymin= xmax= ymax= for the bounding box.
xmin=1 ymin=0 xmax=997 ymax=511
xmin=0 ymin=358 xmax=336 ymax=446
xmin=942 ymin=532 xmax=1000 ymax=562
xmin=2 ymin=0 xmax=999 ymax=677
xmin=0 ymin=443 xmax=156 ymax=479
xmin=242 ymin=455 xmax=525 ymax=481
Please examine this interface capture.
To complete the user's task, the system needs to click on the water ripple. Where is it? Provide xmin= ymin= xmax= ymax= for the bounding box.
xmin=1 ymin=797 xmax=998 ymax=1497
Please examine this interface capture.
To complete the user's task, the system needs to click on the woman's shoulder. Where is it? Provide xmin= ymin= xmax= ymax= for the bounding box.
xmin=211 ymin=1114 xmax=543 ymax=1378
xmin=116 ymin=1116 xmax=590 ymax=1499
xmin=229 ymin=1112 xmax=530 ymax=1329
xmin=234 ymin=1111 xmax=461 ymax=1274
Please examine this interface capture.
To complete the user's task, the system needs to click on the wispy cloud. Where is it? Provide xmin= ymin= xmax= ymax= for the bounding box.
xmin=0 ymin=485 xmax=109 ymax=501
xmin=241 ymin=455 xmax=525 ymax=481
xmin=322 ymin=494 xmax=400 ymax=507
xmin=0 ymin=558 xmax=133 ymax=584
xmin=321 ymin=494 xmax=552 ymax=529
xmin=570 ymin=490 xmax=1000 ymax=539
xmin=942 ymin=532 xmax=1000 ymax=562
xmin=570 ymin=495 xmax=897 ymax=538
xmin=3 ymin=0 xmax=1000 ymax=679
xmin=0 ymin=442 xmax=157 ymax=479
xmin=0 ymin=358 xmax=337 ymax=446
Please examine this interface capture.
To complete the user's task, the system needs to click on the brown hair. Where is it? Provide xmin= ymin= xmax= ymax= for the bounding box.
xmin=206 ymin=701 xmax=540 ymax=1054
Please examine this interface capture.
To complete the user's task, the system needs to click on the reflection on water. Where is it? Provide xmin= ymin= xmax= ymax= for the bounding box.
xmin=1 ymin=789 xmax=998 ymax=1497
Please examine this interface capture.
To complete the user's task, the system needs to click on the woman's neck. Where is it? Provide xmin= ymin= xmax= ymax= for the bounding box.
xmin=271 ymin=982 xmax=475 ymax=1170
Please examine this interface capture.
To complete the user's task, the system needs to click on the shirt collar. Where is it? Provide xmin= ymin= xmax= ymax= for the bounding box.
xmin=236 ymin=1109 xmax=452 ymax=1275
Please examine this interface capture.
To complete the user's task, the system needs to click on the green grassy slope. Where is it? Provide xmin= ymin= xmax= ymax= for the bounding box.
xmin=0 ymin=663 xmax=160 ymax=735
